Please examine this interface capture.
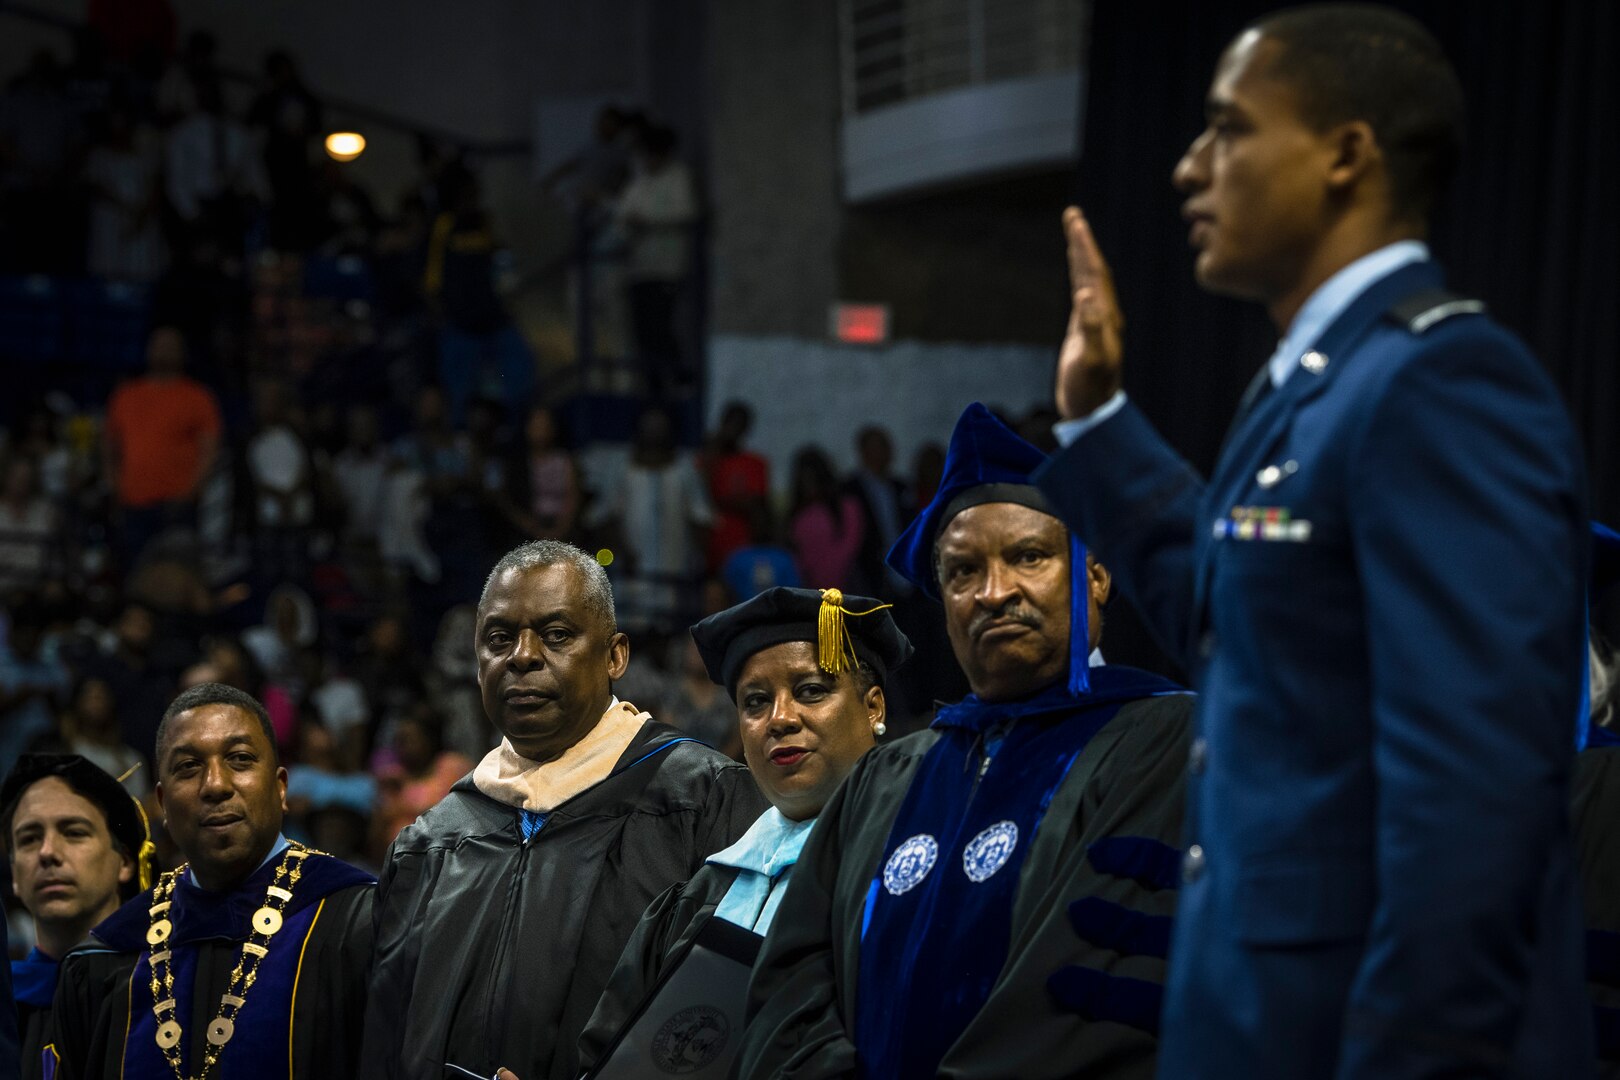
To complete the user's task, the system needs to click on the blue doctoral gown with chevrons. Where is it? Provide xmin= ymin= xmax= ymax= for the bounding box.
xmin=736 ymin=669 xmax=1194 ymax=1080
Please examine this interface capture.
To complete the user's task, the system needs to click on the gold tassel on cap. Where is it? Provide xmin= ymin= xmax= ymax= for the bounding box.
xmin=116 ymin=762 xmax=158 ymax=892
xmin=131 ymin=798 xmax=157 ymax=892
xmin=817 ymin=588 xmax=893 ymax=675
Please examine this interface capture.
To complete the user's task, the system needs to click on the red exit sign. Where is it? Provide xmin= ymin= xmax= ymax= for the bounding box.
xmin=830 ymin=302 xmax=891 ymax=345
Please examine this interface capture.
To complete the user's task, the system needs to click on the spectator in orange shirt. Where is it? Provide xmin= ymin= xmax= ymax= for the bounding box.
xmin=102 ymin=324 xmax=221 ymax=563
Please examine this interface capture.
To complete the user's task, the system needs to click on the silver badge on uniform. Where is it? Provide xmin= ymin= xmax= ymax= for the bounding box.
xmin=1255 ymin=460 xmax=1298 ymax=489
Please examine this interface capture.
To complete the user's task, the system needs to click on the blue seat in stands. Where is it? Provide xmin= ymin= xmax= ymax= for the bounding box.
xmin=303 ymin=254 xmax=376 ymax=303
xmin=0 ymin=275 xmax=67 ymax=364
xmin=68 ymin=279 xmax=152 ymax=371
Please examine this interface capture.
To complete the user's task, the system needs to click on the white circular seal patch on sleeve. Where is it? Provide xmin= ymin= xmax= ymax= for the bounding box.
xmin=962 ymin=821 xmax=1020 ymax=883
xmin=882 ymin=834 xmax=940 ymax=895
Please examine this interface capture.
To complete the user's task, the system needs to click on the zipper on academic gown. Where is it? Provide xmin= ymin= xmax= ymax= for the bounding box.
xmin=472 ymin=738 xmax=687 ymax=1061
xmin=967 ymin=719 xmax=1010 ymax=788
xmin=482 ymin=817 xmax=538 ymax=1056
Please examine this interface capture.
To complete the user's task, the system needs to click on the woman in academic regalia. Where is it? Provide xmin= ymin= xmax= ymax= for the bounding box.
xmin=575 ymin=586 xmax=911 ymax=1071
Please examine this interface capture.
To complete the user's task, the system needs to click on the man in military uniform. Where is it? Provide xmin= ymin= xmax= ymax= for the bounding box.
xmin=1039 ymin=6 xmax=1590 ymax=1076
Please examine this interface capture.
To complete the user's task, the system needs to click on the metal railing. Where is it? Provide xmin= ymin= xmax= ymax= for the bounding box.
xmin=839 ymin=0 xmax=1088 ymax=115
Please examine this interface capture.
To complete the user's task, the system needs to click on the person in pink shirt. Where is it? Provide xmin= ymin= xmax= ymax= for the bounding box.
xmin=788 ymin=446 xmax=865 ymax=589
xmin=371 ymin=707 xmax=473 ymax=857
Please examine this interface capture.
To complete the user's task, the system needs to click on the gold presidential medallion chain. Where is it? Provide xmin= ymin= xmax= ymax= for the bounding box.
xmin=145 ymin=842 xmax=315 ymax=1080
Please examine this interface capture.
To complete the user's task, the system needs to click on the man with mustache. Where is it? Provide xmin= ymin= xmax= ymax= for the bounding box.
xmin=361 ymin=539 xmax=764 ymax=1080
xmin=3 ymin=755 xmax=154 ymax=1080
xmin=737 ymin=403 xmax=1195 ymax=1079
xmin=49 ymin=683 xmax=375 ymax=1079
xmin=1038 ymin=5 xmax=1589 ymax=1076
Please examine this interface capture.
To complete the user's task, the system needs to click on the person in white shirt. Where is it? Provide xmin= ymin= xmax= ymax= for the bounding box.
xmin=164 ymin=77 xmax=266 ymax=242
xmin=615 ymin=124 xmax=699 ymax=396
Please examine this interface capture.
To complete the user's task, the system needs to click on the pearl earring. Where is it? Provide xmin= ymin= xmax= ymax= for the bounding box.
xmin=873 ymin=721 xmax=887 ymax=737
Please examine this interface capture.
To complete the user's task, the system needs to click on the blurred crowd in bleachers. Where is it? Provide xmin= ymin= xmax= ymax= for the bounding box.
xmin=0 ymin=8 xmax=1064 ymax=956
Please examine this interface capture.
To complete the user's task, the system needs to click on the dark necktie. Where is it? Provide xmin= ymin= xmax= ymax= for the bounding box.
xmin=1218 ymin=363 xmax=1277 ymax=459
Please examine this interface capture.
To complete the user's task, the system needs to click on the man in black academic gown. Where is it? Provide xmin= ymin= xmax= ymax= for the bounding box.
xmin=737 ymin=403 xmax=1195 ymax=1080
xmin=50 ymin=683 xmax=375 ymax=1079
xmin=360 ymin=540 xmax=764 ymax=1080
xmin=3 ymin=755 xmax=154 ymax=1080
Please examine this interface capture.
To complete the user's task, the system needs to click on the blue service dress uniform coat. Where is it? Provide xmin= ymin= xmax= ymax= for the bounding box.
xmin=1034 ymin=260 xmax=1593 ymax=1079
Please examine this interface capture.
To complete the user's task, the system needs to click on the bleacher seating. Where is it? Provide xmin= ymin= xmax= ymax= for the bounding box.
xmin=68 ymin=279 xmax=152 ymax=372
xmin=0 ymin=275 xmax=68 ymax=365
xmin=302 ymin=254 xmax=376 ymax=304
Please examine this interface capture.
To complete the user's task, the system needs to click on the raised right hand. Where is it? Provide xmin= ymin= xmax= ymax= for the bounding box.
xmin=1054 ymin=207 xmax=1126 ymax=419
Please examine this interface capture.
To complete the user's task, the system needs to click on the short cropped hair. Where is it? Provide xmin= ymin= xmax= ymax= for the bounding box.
xmin=156 ymin=683 xmax=279 ymax=769
xmin=1250 ymin=4 xmax=1465 ymax=222
xmin=849 ymin=660 xmax=879 ymax=697
xmin=480 ymin=539 xmax=617 ymax=634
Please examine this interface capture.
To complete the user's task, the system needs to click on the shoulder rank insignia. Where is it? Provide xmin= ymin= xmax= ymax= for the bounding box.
xmin=1386 ymin=287 xmax=1487 ymax=334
